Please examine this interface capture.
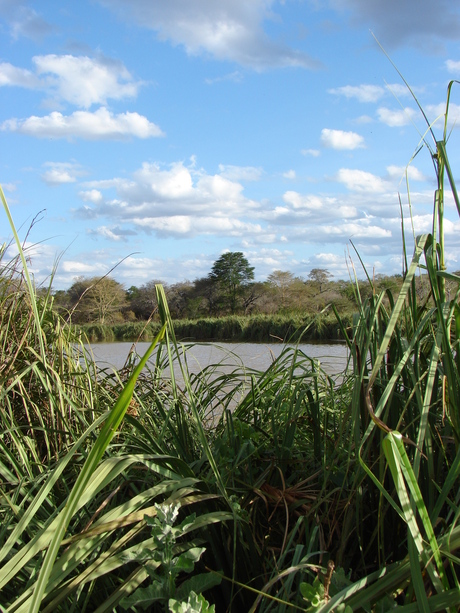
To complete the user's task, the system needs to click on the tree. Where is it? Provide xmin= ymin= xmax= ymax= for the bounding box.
xmin=127 ymin=280 xmax=165 ymax=320
xmin=308 ymin=268 xmax=332 ymax=293
xmin=67 ymin=276 xmax=127 ymax=324
xmin=192 ymin=276 xmax=220 ymax=316
xmin=208 ymin=252 xmax=255 ymax=314
xmin=266 ymin=270 xmax=307 ymax=311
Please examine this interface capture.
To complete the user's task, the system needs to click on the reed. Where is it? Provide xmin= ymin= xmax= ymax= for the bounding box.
xmin=78 ymin=311 xmax=350 ymax=344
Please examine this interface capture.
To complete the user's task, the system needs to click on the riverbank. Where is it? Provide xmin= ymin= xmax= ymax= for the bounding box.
xmin=77 ymin=310 xmax=352 ymax=343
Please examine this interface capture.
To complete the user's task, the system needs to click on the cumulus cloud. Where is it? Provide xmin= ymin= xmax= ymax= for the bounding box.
xmin=34 ymin=54 xmax=140 ymax=108
xmin=331 ymin=0 xmax=460 ymax=50
xmin=41 ymin=162 xmax=85 ymax=185
xmin=307 ymin=252 xmax=349 ymax=275
xmin=446 ymin=60 xmax=460 ymax=73
xmin=56 ymin=252 xmax=217 ymax=287
xmin=320 ymin=222 xmax=391 ymax=239
xmin=218 ymin=164 xmax=263 ymax=181
xmin=377 ymin=106 xmax=418 ymax=127
xmin=0 ymin=54 xmax=142 ymax=108
xmin=354 ymin=115 xmax=373 ymax=124
xmin=61 ymin=260 xmax=106 ymax=274
xmin=301 ymin=148 xmax=320 ymax=157
xmin=75 ymin=161 xmax=262 ymax=239
xmin=1 ymin=107 xmax=164 ymax=140
xmin=97 ymin=0 xmax=322 ymax=70
xmin=132 ymin=215 xmax=263 ymax=238
xmin=329 ymin=83 xmax=418 ymax=102
xmin=278 ymin=191 xmax=357 ymax=223
xmin=88 ymin=225 xmax=137 ymax=241
xmin=336 ymin=168 xmax=388 ymax=192
xmin=426 ymin=102 xmax=460 ymax=129
xmin=79 ymin=189 xmax=104 ymax=204
xmin=386 ymin=165 xmax=426 ymax=182
xmin=0 ymin=62 xmax=40 ymax=88
xmin=283 ymin=170 xmax=296 ymax=179
xmin=328 ymin=84 xmax=385 ymax=103
xmin=283 ymin=192 xmax=330 ymax=211
xmin=320 ymin=128 xmax=365 ymax=150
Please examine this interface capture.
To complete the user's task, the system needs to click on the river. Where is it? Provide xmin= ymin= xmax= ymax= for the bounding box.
xmin=85 ymin=341 xmax=350 ymax=379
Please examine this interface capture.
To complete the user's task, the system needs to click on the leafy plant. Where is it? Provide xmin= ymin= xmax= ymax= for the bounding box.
xmin=120 ymin=500 xmax=221 ymax=611
xmin=300 ymin=564 xmax=353 ymax=612
xmin=169 ymin=591 xmax=216 ymax=612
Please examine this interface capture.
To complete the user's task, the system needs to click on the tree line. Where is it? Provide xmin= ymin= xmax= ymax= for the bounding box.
xmin=52 ymin=251 xmax=416 ymax=325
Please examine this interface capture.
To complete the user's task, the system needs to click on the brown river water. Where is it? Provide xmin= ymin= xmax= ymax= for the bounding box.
xmin=85 ymin=341 xmax=350 ymax=380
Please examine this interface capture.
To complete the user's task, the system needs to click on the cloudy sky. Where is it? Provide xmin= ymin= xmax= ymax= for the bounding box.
xmin=2 ymin=0 xmax=460 ymax=289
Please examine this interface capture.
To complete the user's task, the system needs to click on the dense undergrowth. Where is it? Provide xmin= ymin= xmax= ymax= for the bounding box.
xmin=79 ymin=311 xmax=348 ymax=344
xmin=1 ymin=82 xmax=460 ymax=612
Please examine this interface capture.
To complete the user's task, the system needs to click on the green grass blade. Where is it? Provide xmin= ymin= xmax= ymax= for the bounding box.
xmin=27 ymin=323 xmax=167 ymax=613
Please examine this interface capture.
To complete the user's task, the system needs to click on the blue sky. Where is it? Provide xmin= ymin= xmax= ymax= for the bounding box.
xmin=2 ymin=0 xmax=460 ymax=289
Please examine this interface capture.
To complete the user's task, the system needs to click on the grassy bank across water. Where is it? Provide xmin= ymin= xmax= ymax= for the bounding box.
xmin=78 ymin=311 xmax=351 ymax=343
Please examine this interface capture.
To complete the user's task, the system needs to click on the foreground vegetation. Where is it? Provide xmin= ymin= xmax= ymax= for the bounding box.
xmin=1 ymin=82 xmax=460 ymax=612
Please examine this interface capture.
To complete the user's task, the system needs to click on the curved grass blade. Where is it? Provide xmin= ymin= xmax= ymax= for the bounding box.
xmin=27 ymin=323 xmax=167 ymax=613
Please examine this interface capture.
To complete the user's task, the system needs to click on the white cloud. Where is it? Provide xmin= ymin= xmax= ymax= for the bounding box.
xmin=33 ymin=54 xmax=140 ymax=108
xmin=61 ymin=261 xmax=105 ymax=274
xmin=336 ymin=168 xmax=388 ymax=192
xmin=75 ymin=160 xmax=261 ymax=239
xmin=0 ymin=54 xmax=141 ymax=108
xmin=132 ymin=215 xmax=263 ymax=238
xmin=41 ymin=162 xmax=85 ymax=185
xmin=88 ymin=226 xmax=136 ymax=241
xmin=2 ymin=107 xmax=164 ymax=140
xmin=386 ymin=165 xmax=426 ymax=182
xmin=283 ymin=192 xmax=325 ymax=210
xmin=354 ymin=115 xmax=373 ymax=124
xmin=377 ymin=106 xmax=418 ymax=127
xmin=79 ymin=189 xmax=104 ymax=204
xmin=41 ymin=169 xmax=75 ymax=185
xmin=97 ymin=0 xmax=322 ymax=70
xmin=328 ymin=84 xmax=385 ymax=102
xmin=218 ymin=164 xmax=263 ymax=181
xmin=283 ymin=170 xmax=296 ymax=179
xmin=0 ymin=62 xmax=40 ymax=88
xmin=279 ymin=191 xmax=357 ymax=222
xmin=446 ymin=59 xmax=460 ymax=73
xmin=385 ymin=83 xmax=419 ymax=98
xmin=426 ymin=102 xmax=460 ymax=128
xmin=301 ymin=148 xmax=320 ymax=157
xmin=320 ymin=128 xmax=365 ymax=150
xmin=316 ymin=222 xmax=391 ymax=239
xmin=329 ymin=83 xmax=417 ymax=103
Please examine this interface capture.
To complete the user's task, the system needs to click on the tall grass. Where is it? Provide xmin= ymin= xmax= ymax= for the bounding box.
xmin=1 ymin=81 xmax=460 ymax=612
